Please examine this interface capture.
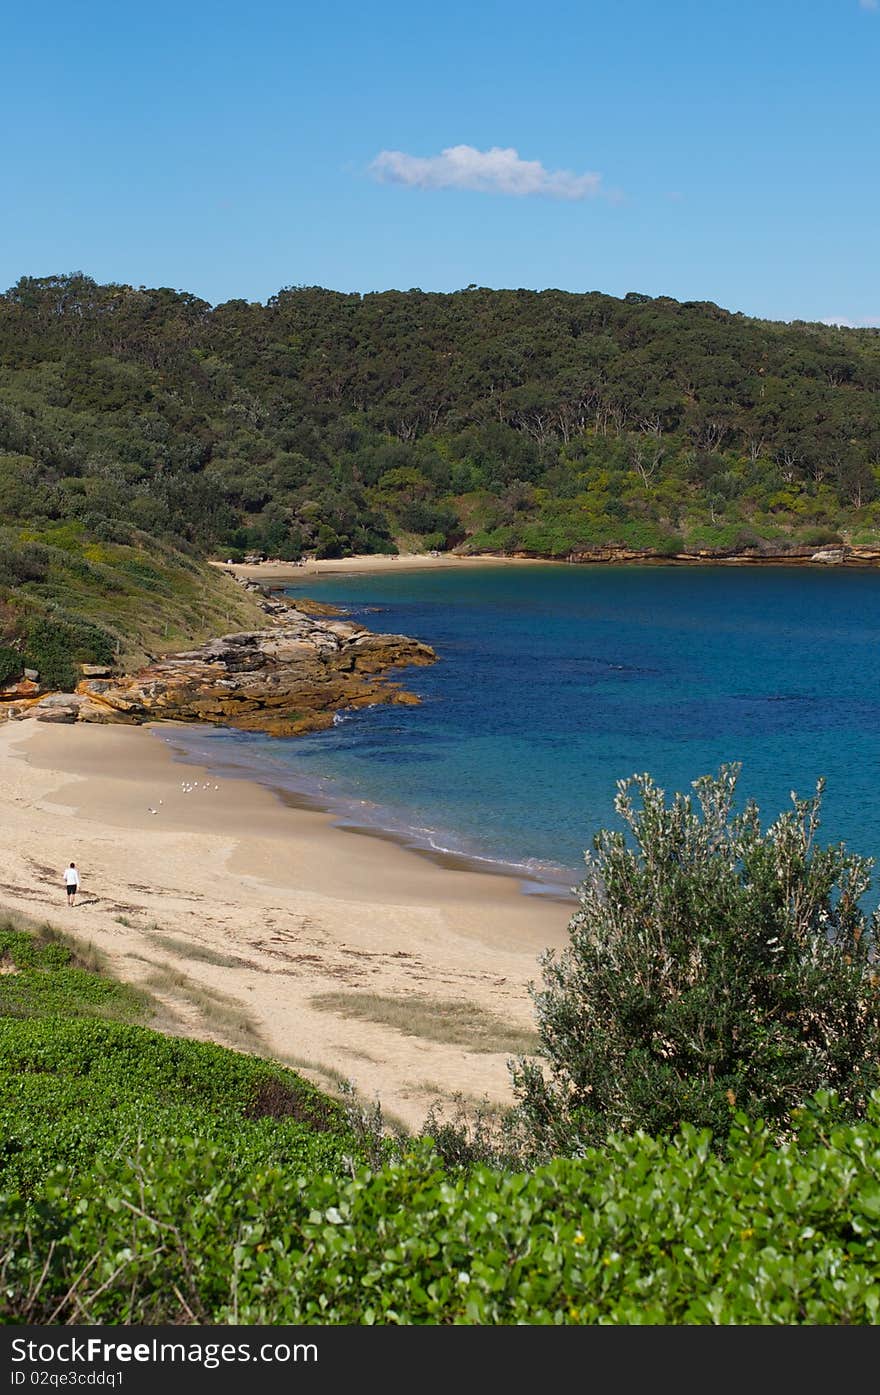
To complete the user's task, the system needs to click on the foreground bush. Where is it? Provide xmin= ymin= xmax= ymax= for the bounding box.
xmin=512 ymin=766 xmax=880 ymax=1154
xmin=3 ymin=1091 xmax=879 ymax=1324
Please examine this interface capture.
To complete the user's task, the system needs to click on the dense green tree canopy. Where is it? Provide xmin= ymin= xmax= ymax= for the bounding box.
xmin=1 ymin=273 xmax=878 ymax=566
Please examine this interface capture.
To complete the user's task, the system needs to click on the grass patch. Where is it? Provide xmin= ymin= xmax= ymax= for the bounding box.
xmin=0 ymin=917 xmax=364 ymax=1211
xmin=144 ymin=962 xmax=262 ymax=1049
xmin=276 ymin=1049 xmax=365 ymax=1097
xmin=0 ymin=1017 xmax=361 ymax=1206
xmin=0 ymin=919 xmax=148 ymax=1024
xmin=417 ymin=1081 xmax=509 ymax=1113
xmin=145 ymin=930 xmax=249 ymax=969
xmin=310 ymin=990 xmax=540 ymax=1055
xmin=272 ymin=1049 xmax=412 ymax=1136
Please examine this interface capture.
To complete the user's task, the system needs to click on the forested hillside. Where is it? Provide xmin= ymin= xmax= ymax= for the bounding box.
xmin=1 ymin=273 xmax=879 ymax=672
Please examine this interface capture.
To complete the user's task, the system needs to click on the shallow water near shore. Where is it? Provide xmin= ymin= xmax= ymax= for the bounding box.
xmin=161 ymin=564 xmax=880 ymax=895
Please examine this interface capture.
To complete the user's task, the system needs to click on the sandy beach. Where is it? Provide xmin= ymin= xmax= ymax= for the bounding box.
xmin=0 ymin=719 xmax=572 ymax=1131
xmin=211 ymin=551 xmax=551 ymax=584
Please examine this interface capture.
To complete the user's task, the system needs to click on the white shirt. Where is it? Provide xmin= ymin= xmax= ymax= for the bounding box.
xmin=63 ymin=867 xmax=80 ymax=886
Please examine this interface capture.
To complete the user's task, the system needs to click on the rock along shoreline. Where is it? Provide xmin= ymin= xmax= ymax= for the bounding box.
xmin=1 ymin=589 xmax=437 ymax=736
xmin=482 ymin=542 xmax=880 ymax=568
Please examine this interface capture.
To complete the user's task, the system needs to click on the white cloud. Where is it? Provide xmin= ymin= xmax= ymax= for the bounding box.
xmin=369 ymin=144 xmax=606 ymax=200
xmin=821 ymin=314 xmax=880 ymax=327
xmin=859 ymin=0 xmax=878 ymax=11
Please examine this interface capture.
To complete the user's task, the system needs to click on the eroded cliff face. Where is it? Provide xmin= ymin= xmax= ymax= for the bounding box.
xmin=4 ymin=602 xmax=437 ymax=736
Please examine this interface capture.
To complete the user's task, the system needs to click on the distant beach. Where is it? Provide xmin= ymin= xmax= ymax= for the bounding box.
xmin=212 ymin=551 xmax=549 ymax=583
xmin=215 ymin=541 xmax=880 ymax=588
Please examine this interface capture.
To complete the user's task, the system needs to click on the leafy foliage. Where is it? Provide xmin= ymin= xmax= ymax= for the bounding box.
xmin=0 ymin=646 xmax=22 ymax=686
xmin=3 ymin=1093 xmax=880 ymax=1323
xmin=3 ymin=885 xmax=880 ymax=1324
xmin=0 ymin=273 xmax=878 ymax=576
xmin=0 ymin=919 xmax=369 ymax=1203
xmin=0 ymin=1019 xmax=359 ymax=1201
xmin=0 ymin=927 xmax=146 ymax=1023
xmin=20 ymin=614 xmax=114 ymax=689
xmin=511 ymin=767 xmax=880 ymax=1152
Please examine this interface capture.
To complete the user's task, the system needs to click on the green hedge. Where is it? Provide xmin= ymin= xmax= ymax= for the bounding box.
xmin=0 ymin=923 xmax=368 ymax=1205
xmin=3 ymin=1091 xmax=879 ymax=1324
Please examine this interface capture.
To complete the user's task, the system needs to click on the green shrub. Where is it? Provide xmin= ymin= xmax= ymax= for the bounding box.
xmin=511 ymin=766 xmax=880 ymax=1154
xmin=801 ymin=528 xmax=844 ymax=547
xmin=0 ymin=645 xmax=22 ymax=686
xmin=0 ymin=922 xmax=363 ymax=1203
xmin=3 ymin=1091 xmax=880 ymax=1324
xmin=684 ymin=522 xmax=748 ymax=550
xmin=22 ymin=613 xmax=115 ymax=689
xmin=0 ymin=542 xmax=49 ymax=588
xmin=0 ymin=1016 xmax=345 ymax=1127
xmin=0 ymin=963 xmax=147 ymax=1024
xmin=22 ymin=621 xmax=78 ymax=689
xmin=616 ymin=520 xmax=683 ymax=553
xmin=0 ymin=928 xmax=82 ymax=972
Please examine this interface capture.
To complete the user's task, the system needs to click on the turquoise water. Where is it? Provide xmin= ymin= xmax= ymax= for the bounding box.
xmin=162 ymin=565 xmax=880 ymax=894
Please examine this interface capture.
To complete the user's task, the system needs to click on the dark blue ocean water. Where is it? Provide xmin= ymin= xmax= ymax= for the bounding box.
xmin=162 ymin=565 xmax=880 ymax=893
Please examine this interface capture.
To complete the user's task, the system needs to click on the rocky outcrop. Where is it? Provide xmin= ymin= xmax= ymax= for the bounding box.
xmin=489 ymin=543 xmax=880 ymax=567
xmin=29 ymin=693 xmax=86 ymax=724
xmin=0 ymin=678 xmax=42 ymax=701
xmin=809 ymin=548 xmax=848 ymax=564
xmin=222 ymin=578 xmax=351 ymax=619
xmin=21 ymin=611 xmax=436 ymax=737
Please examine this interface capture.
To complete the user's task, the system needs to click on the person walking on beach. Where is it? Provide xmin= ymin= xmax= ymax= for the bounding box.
xmin=63 ymin=862 xmax=80 ymax=907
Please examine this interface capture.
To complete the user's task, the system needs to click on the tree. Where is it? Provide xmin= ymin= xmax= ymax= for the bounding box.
xmin=511 ymin=766 xmax=880 ymax=1153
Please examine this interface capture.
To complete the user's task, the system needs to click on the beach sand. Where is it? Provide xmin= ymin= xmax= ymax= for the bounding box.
xmin=0 ymin=719 xmax=573 ymax=1131
xmin=212 ymin=551 xmax=551 ymax=585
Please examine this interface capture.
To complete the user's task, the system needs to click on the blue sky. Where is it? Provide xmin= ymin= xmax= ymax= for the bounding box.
xmin=3 ymin=0 xmax=878 ymax=322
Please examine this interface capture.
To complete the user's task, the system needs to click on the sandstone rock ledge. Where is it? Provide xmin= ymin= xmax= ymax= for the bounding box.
xmin=16 ymin=612 xmax=437 ymax=738
xmin=494 ymin=543 xmax=880 ymax=567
